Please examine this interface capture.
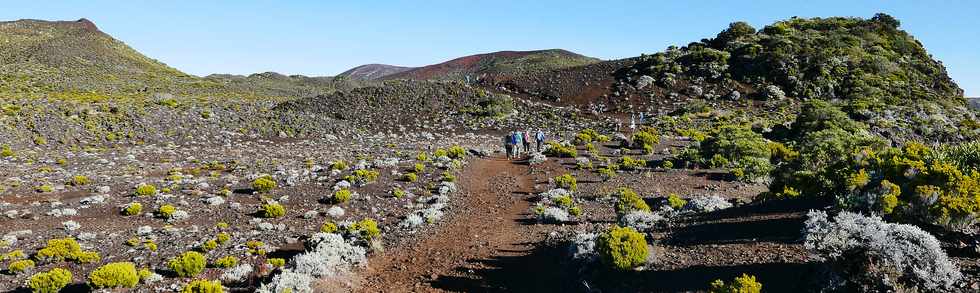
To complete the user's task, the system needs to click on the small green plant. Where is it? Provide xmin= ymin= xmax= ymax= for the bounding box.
xmin=402 ymin=173 xmax=418 ymax=182
xmin=216 ymin=222 xmax=230 ymax=229
xmin=614 ymin=187 xmax=651 ymax=215
xmin=447 ymin=145 xmax=467 ymax=159
xmin=333 ymin=189 xmax=352 ymax=203
xmin=267 ymin=258 xmax=286 ymax=267
xmin=414 ymin=163 xmax=425 ymax=173
xmin=619 ymin=156 xmax=646 ymax=171
xmin=662 ymin=160 xmax=674 ymax=169
xmin=200 ymin=239 xmax=218 ymax=251
xmin=28 ymin=267 xmax=72 ymax=293
xmin=246 ymin=240 xmax=266 ymax=255
xmin=7 ymin=259 xmax=34 ymax=273
xmin=330 ymin=160 xmax=348 ymax=171
xmin=553 ymin=173 xmax=577 ymax=191
xmin=709 ymin=273 xmax=762 ymax=293
xmin=261 ymin=203 xmax=286 ymax=218
xmin=320 ymin=221 xmax=338 ymax=233
xmin=35 ymin=237 xmax=100 ymax=264
xmin=554 ymin=194 xmax=574 ymax=208
xmin=157 ymin=204 xmax=176 ymax=218
xmin=123 ymin=202 xmax=142 ymax=216
xmin=667 ymin=193 xmax=687 ymax=210
xmin=182 ymin=279 xmax=224 ymax=293
xmin=68 ymin=175 xmax=90 ymax=186
xmin=144 ymin=240 xmax=158 ymax=251
xmin=251 ymin=176 xmax=277 ymax=193
xmin=569 ymin=206 xmax=583 ymax=217
xmin=348 ymin=218 xmax=381 ymax=240
xmin=441 ymin=171 xmax=456 ymax=182
xmin=88 ymin=262 xmax=139 ymax=289
xmin=216 ymin=232 xmax=230 ymax=245
xmin=134 ymin=184 xmax=158 ymax=196
xmin=169 ymin=251 xmax=206 ymax=277
xmin=544 ymin=141 xmax=577 ymax=158
xmin=213 ymin=256 xmax=239 ymax=268
xmin=433 ymin=148 xmax=448 ymax=158
xmin=392 ymin=188 xmax=406 ymax=198
xmin=597 ymin=226 xmax=649 ymax=271
xmin=137 ymin=268 xmax=154 ymax=282
xmin=34 ymin=185 xmax=53 ymax=193
xmin=416 ymin=152 xmax=429 ymax=162
xmin=0 ymin=145 xmax=13 ymax=158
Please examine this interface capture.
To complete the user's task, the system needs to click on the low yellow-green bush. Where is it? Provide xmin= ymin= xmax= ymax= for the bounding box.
xmin=213 ymin=256 xmax=238 ymax=268
xmin=447 ymin=145 xmax=467 ymax=159
xmin=28 ymin=267 xmax=72 ymax=293
xmin=330 ymin=160 xmax=348 ymax=171
xmin=200 ymin=239 xmax=218 ymax=252
xmin=709 ymin=273 xmax=762 ymax=293
xmin=7 ymin=259 xmax=34 ymax=273
xmin=667 ymin=193 xmax=687 ymax=210
xmin=544 ymin=141 xmax=577 ymax=158
xmin=402 ymin=173 xmax=418 ymax=182
xmin=35 ymin=237 xmax=100 ymax=264
xmin=553 ymin=174 xmax=577 ymax=191
xmin=122 ymin=202 xmax=142 ymax=216
xmin=216 ymin=232 xmax=230 ymax=245
xmin=182 ymin=279 xmax=224 ymax=293
xmin=251 ymin=176 xmax=277 ymax=193
xmin=348 ymin=218 xmax=380 ymax=240
xmin=267 ymin=258 xmax=286 ymax=267
xmin=597 ymin=226 xmax=648 ymax=270
xmin=68 ymin=175 xmax=90 ymax=186
xmin=88 ymin=262 xmax=138 ymax=289
xmin=333 ymin=189 xmax=352 ymax=203
xmin=614 ymin=187 xmax=650 ymax=215
xmin=134 ymin=184 xmax=157 ymax=196
xmin=261 ymin=203 xmax=286 ymax=218
xmin=414 ymin=163 xmax=425 ymax=173
xmin=157 ymin=204 xmax=176 ymax=218
xmin=320 ymin=221 xmax=338 ymax=233
xmin=169 ymin=251 xmax=206 ymax=277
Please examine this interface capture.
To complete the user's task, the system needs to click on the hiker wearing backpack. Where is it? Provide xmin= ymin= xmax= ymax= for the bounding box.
xmin=513 ymin=131 xmax=524 ymax=157
xmin=522 ymin=130 xmax=532 ymax=155
xmin=535 ymin=130 xmax=545 ymax=153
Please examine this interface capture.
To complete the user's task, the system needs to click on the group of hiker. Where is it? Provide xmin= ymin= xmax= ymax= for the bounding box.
xmin=504 ymin=130 xmax=545 ymax=159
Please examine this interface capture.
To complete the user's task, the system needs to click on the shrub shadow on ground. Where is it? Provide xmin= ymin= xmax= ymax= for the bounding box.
xmin=667 ymin=216 xmax=805 ymax=245
xmin=589 ymin=261 xmax=822 ymax=292
xmin=429 ymin=243 xmax=576 ymax=292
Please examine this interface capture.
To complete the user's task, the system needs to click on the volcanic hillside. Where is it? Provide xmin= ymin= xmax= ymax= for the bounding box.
xmin=384 ymin=49 xmax=599 ymax=81
xmin=336 ymin=64 xmax=413 ymax=80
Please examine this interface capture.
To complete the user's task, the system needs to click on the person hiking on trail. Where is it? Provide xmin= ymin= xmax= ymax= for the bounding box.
xmin=503 ymin=133 xmax=513 ymax=159
xmin=522 ymin=130 xmax=532 ymax=155
xmin=535 ymin=130 xmax=545 ymax=153
xmin=513 ymin=131 xmax=524 ymax=157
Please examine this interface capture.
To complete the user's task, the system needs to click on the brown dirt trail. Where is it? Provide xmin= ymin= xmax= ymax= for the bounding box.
xmin=353 ymin=157 xmax=569 ymax=292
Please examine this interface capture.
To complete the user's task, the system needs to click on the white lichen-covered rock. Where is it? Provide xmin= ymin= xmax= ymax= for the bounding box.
xmin=326 ymin=206 xmax=345 ymax=218
xmin=619 ymin=211 xmax=667 ymax=232
xmin=204 ymin=196 xmax=225 ymax=206
xmin=421 ymin=207 xmax=444 ymax=223
xmin=399 ymin=214 xmax=424 ymax=230
xmin=438 ymin=182 xmax=457 ymax=195
xmin=256 ymin=270 xmax=314 ymax=293
xmin=221 ymin=264 xmax=253 ymax=283
xmin=62 ymin=220 xmax=80 ymax=231
xmin=433 ymin=156 xmax=453 ymax=168
xmin=141 ymin=272 xmax=163 ymax=284
xmin=168 ymin=210 xmax=190 ymax=222
xmin=302 ymin=210 xmax=319 ymax=219
xmin=539 ymin=188 xmax=571 ymax=201
xmin=568 ymin=232 xmax=598 ymax=262
xmin=804 ymin=210 xmax=961 ymax=291
xmin=682 ymin=195 xmax=732 ymax=213
xmin=79 ymin=195 xmax=106 ymax=205
xmin=537 ymin=206 xmax=570 ymax=223
xmin=136 ymin=226 xmax=153 ymax=236
xmin=291 ymin=233 xmax=367 ymax=277
xmin=332 ymin=180 xmax=351 ymax=191
xmin=528 ymin=153 xmax=547 ymax=165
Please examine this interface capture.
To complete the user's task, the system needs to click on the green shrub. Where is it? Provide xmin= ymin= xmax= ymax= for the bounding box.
xmin=544 ymin=141 xmax=578 ymax=158
xmin=569 ymin=206 xmax=583 ymax=217
xmin=433 ymin=148 xmax=448 ymax=158
xmin=7 ymin=259 xmax=34 ymax=273
xmin=28 ymin=267 xmax=72 ymax=293
xmin=416 ymin=152 xmax=429 ymax=162
xmin=333 ymin=189 xmax=352 ymax=203
xmin=69 ymin=175 xmax=90 ymax=186
xmin=213 ymin=256 xmax=238 ymax=268
xmin=441 ymin=171 xmax=456 ymax=182
xmin=402 ymin=173 xmax=418 ymax=182
xmin=122 ymin=202 xmax=142 ymax=216
xmin=413 ymin=163 xmax=425 ymax=173
xmin=614 ymin=187 xmax=650 ymax=215
xmin=35 ymin=237 xmax=100 ymax=264
xmin=261 ymin=203 xmax=286 ymax=218
xmin=330 ymin=161 xmax=348 ymax=171
xmin=169 ymin=251 xmax=206 ymax=277
xmin=619 ymin=156 xmax=646 ymax=171
xmin=447 ymin=145 xmax=467 ymax=159
xmin=667 ymin=193 xmax=687 ymax=210
xmin=553 ymin=174 xmax=577 ymax=191
xmin=662 ymin=160 xmax=674 ymax=169
xmin=157 ymin=204 xmax=176 ymax=218
xmin=267 ymin=258 xmax=286 ymax=268
xmin=251 ymin=176 xmax=277 ymax=193
xmin=348 ymin=218 xmax=380 ymax=240
xmin=554 ymin=194 xmax=573 ymax=208
xmin=320 ymin=221 xmax=338 ymax=233
xmin=182 ymin=279 xmax=224 ymax=293
xmin=216 ymin=232 xmax=231 ymax=245
xmin=137 ymin=268 xmax=154 ymax=282
xmin=200 ymin=239 xmax=218 ymax=252
xmin=352 ymin=169 xmax=380 ymax=183
xmin=597 ymin=226 xmax=649 ymax=270
xmin=709 ymin=273 xmax=762 ymax=293
xmin=0 ymin=145 xmax=13 ymax=158
xmin=88 ymin=262 xmax=138 ymax=289
xmin=631 ymin=128 xmax=661 ymax=153
xmin=34 ymin=185 xmax=53 ymax=193
xmin=134 ymin=184 xmax=157 ymax=196
xmin=392 ymin=188 xmax=406 ymax=198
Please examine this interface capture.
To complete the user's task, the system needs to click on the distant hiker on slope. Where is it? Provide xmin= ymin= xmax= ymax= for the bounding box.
xmin=513 ymin=131 xmax=524 ymax=157
xmin=522 ymin=130 xmax=532 ymax=155
xmin=535 ymin=129 xmax=545 ymax=153
xmin=504 ymin=132 xmax=514 ymax=159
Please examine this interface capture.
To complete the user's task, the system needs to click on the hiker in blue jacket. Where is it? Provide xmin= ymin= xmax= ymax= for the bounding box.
xmin=535 ymin=130 xmax=545 ymax=153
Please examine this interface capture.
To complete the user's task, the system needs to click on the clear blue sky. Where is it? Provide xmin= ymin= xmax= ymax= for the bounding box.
xmin=2 ymin=1 xmax=977 ymax=95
